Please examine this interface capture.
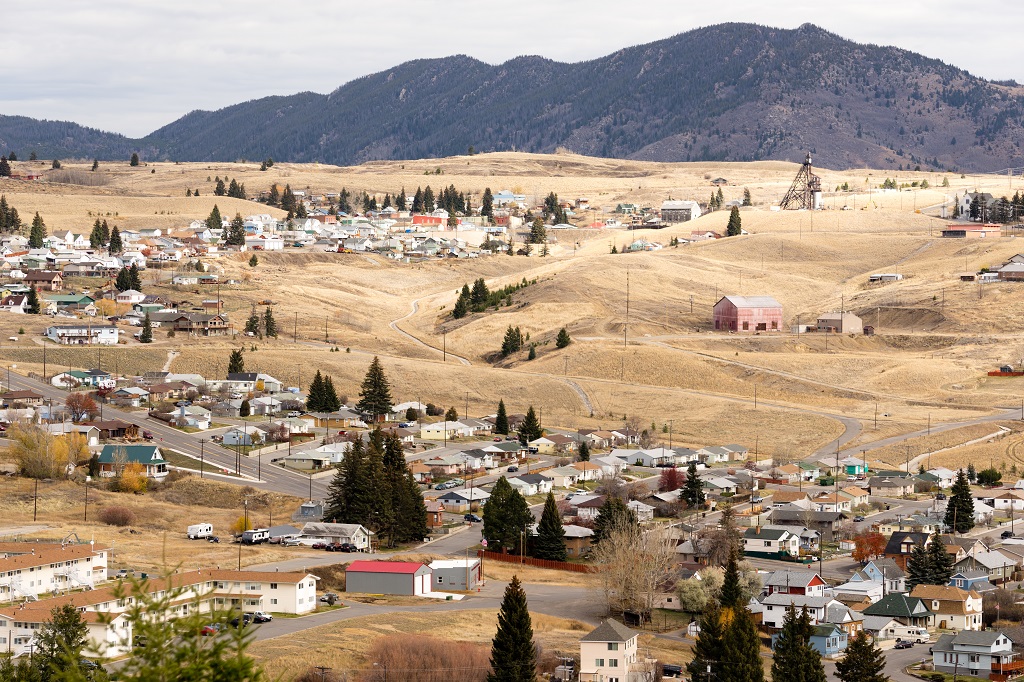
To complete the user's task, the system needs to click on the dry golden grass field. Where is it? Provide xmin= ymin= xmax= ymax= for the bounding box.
xmin=3 ymin=152 xmax=1024 ymax=461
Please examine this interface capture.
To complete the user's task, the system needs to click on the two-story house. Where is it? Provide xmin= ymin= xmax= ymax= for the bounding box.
xmin=579 ymin=620 xmax=643 ymax=682
xmin=909 ymin=584 xmax=983 ymax=631
xmin=763 ymin=570 xmax=829 ymax=597
xmin=760 ymin=594 xmax=841 ymax=630
xmin=743 ymin=527 xmax=800 ymax=559
xmin=931 ymin=631 xmax=1022 ymax=680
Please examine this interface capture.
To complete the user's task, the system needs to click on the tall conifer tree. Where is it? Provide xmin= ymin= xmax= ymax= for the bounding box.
xmin=534 ymin=492 xmax=566 ymax=561
xmin=487 ymin=576 xmax=536 ymax=682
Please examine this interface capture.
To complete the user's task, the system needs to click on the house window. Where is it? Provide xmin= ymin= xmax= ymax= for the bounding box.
xmin=609 ymin=659 xmax=618 ymax=667
xmin=764 ymin=541 xmax=771 ymax=547
xmin=595 ymin=659 xmax=604 ymax=667
xmin=970 ymin=655 xmax=980 ymax=663
xmin=742 ymin=321 xmax=749 ymax=331
xmin=270 ymin=583 xmax=278 ymax=590
xmin=437 ymin=576 xmax=444 ymax=584
xmin=270 ymin=599 xmax=278 ymax=605
xmin=608 ymin=643 xmax=619 ymax=651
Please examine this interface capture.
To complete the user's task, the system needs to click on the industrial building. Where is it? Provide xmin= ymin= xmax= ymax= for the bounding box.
xmin=713 ymin=296 xmax=783 ymax=332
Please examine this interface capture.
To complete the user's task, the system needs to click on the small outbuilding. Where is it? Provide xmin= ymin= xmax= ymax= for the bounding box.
xmin=429 ymin=559 xmax=481 ymax=591
xmin=816 ymin=312 xmax=863 ymax=334
xmin=345 ymin=560 xmax=432 ymax=596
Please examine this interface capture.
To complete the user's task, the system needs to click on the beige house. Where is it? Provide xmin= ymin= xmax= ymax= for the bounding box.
xmin=0 ymin=542 xmax=110 ymax=599
xmin=909 ymin=584 xmax=983 ymax=631
xmin=838 ymin=486 xmax=870 ymax=508
xmin=579 ymin=620 xmax=648 ymax=682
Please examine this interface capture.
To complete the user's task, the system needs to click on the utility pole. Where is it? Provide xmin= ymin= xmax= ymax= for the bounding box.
xmin=465 ymin=392 xmax=469 ymax=421
xmin=294 ymin=312 xmax=298 ymax=343
xmin=199 ymin=439 xmax=205 ymax=478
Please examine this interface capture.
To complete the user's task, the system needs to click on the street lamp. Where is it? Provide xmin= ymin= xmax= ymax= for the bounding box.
xmin=199 ymin=439 xmax=206 ymax=479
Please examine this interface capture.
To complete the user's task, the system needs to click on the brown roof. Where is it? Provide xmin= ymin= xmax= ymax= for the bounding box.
xmin=840 ymin=486 xmax=868 ymax=498
xmin=0 ymin=543 xmax=108 ymax=573
xmin=770 ymin=491 xmax=810 ymax=504
xmin=909 ymin=584 xmax=981 ymax=614
xmin=2 ymin=390 xmax=42 ymax=400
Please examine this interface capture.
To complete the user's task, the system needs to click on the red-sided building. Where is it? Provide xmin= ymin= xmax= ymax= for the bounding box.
xmin=412 ymin=215 xmax=443 ymax=227
xmin=713 ymin=296 xmax=783 ymax=332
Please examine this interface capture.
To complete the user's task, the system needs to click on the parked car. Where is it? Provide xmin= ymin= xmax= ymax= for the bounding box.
xmin=493 ymin=437 xmax=502 ymax=442
xmin=338 ymin=542 xmax=358 ymax=552
xmin=1002 ymin=530 xmax=1015 ymax=539
xmin=507 ymin=465 xmax=519 ymax=472
xmin=894 ymin=641 xmax=914 ymax=650
xmin=434 ymin=483 xmax=448 ymax=490
xmin=252 ymin=612 xmax=273 ymax=623
xmin=854 ymin=516 xmax=866 ymax=522
xmin=505 ymin=436 xmax=517 ymax=441
xmin=936 ymin=493 xmax=947 ymax=500
xmin=207 ymin=536 xmax=220 ymax=543
xmin=200 ymin=624 xmax=221 ymax=636
xmin=287 ymin=411 xmax=301 ymax=418
xmin=311 ymin=542 xmax=327 ymax=550
xmin=320 ymin=592 xmax=339 ymax=603
xmin=464 ymin=513 xmax=482 ymax=523
xmin=230 ymin=613 xmax=252 ymax=628
xmin=142 ymin=431 xmax=154 ymax=440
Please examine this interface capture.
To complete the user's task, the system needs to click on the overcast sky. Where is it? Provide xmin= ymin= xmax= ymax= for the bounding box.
xmin=5 ymin=0 xmax=1022 ymax=138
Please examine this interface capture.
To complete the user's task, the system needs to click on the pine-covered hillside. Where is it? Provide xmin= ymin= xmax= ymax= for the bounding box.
xmin=3 ymin=23 xmax=1024 ymax=171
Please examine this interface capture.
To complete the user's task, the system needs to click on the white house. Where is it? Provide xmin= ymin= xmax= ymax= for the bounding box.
xmin=579 ymin=620 xmax=645 ymax=682
xmin=627 ymin=500 xmax=655 ymax=522
xmin=419 ymin=420 xmax=474 ymax=440
xmin=222 ymin=427 xmax=262 ymax=447
xmin=931 ymin=631 xmax=1019 ymax=679
xmin=45 ymin=325 xmax=119 ymax=345
xmin=759 ymin=594 xmax=840 ymax=630
xmin=743 ymin=526 xmax=800 ymax=558
xmin=299 ymin=522 xmax=373 ymax=550
xmin=115 ymin=289 xmax=146 ymax=305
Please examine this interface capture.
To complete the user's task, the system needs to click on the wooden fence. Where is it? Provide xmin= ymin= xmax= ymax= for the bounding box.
xmin=477 ymin=550 xmax=595 ymax=573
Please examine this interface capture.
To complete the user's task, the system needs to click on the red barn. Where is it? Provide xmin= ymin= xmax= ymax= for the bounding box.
xmin=713 ymin=296 xmax=783 ymax=332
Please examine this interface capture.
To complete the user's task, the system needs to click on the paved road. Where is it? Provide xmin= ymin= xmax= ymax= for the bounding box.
xmin=5 ymin=369 xmax=326 ymax=500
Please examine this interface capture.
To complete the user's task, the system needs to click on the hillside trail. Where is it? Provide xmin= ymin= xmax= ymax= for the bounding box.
xmin=389 ymin=297 xmax=471 ymax=366
xmin=162 ymin=350 xmax=178 ymax=372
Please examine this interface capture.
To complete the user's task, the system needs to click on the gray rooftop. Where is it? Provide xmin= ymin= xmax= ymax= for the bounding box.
xmin=580 ymin=619 xmax=639 ymax=643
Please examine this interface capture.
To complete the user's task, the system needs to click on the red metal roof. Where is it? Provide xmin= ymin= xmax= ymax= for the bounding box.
xmin=346 ymin=560 xmax=425 ymax=574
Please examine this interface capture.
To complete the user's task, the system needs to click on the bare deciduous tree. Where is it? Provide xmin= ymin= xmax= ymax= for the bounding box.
xmin=591 ymin=519 xmax=676 ymax=618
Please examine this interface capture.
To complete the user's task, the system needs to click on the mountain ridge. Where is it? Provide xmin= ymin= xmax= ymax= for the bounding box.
xmin=2 ymin=22 xmax=1023 ymax=171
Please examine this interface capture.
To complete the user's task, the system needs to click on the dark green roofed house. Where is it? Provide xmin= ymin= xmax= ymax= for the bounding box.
xmin=861 ymin=593 xmax=931 ymax=627
xmin=97 ymin=445 xmax=168 ymax=479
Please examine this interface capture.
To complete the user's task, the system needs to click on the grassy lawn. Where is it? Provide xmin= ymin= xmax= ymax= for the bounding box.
xmin=163 ymin=449 xmax=242 ymax=477
xmin=272 ymin=603 xmax=347 ymax=618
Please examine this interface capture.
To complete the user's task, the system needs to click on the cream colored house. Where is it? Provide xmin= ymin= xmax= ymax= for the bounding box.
xmin=0 ymin=542 xmax=110 ymax=599
xmin=909 ymin=584 xmax=983 ymax=631
xmin=579 ymin=619 xmax=647 ymax=682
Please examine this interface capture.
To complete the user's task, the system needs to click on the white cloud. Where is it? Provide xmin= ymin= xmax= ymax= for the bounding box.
xmin=3 ymin=0 xmax=1021 ymax=137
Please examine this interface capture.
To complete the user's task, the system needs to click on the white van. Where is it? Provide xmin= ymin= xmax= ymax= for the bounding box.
xmin=187 ymin=523 xmax=213 ymax=540
xmin=893 ymin=625 xmax=929 ymax=643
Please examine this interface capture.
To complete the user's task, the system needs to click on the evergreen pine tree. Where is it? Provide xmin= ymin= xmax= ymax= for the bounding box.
xmin=719 ymin=549 xmax=743 ymax=608
xmin=362 ymin=436 xmax=394 ymax=536
xmin=263 ymin=307 xmax=278 ymax=337
xmin=322 ymin=376 xmax=341 ymax=412
xmin=471 ymin=278 xmax=489 ymax=306
xmin=356 ymin=356 xmax=393 ymax=421
xmin=495 ymin=400 xmax=510 ymax=435
xmin=249 ymin=254 xmax=258 ymax=267
xmin=206 ymin=204 xmax=223 ymax=231
xmin=100 ymin=219 xmax=110 ymax=244
xmin=836 ymin=632 xmax=890 ymax=682
xmin=108 ymin=226 xmax=123 ymax=253
xmin=324 ymin=439 xmax=370 ymax=522
xmin=227 ymin=348 xmax=244 ymax=375
xmin=130 ymin=152 xmax=140 ymax=167
xmin=578 ymin=440 xmax=590 ymax=461
xmin=381 ymin=432 xmax=427 ymax=545
xmin=527 ymin=345 xmax=536 ymax=360
xmin=770 ymin=605 xmax=826 ymax=682
xmin=28 ymin=212 xmax=46 ymax=248
xmin=482 ymin=187 xmax=494 ymax=220
xmin=726 ymin=206 xmax=742 ymax=236
xmin=129 ymin=262 xmax=142 ymax=290
xmin=534 ymin=492 xmax=566 ymax=561
xmin=423 ymin=186 xmax=435 ymax=212
xmin=487 ymin=576 xmax=537 ymax=682
xmin=925 ymin=534 xmax=955 ymax=585
xmin=140 ymin=312 xmax=153 ymax=343
xmin=0 ymin=156 xmax=10 ymax=177
xmin=306 ymin=370 xmax=325 ymax=412
xmin=517 ymin=405 xmax=542 ymax=445
xmin=5 ymin=152 xmax=13 ymax=162
xmin=244 ymin=308 xmax=261 ymax=336
xmin=214 ymin=178 xmax=226 ymax=196
xmin=396 ymin=188 xmax=407 ymax=211
xmin=967 ymin=463 xmax=977 ymax=482
xmin=239 ymin=399 xmax=251 ymax=418
xmin=89 ymin=218 xmax=103 ymax=248
xmin=721 ymin=599 xmax=766 ymax=682
xmin=412 ymin=187 xmax=424 ymax=213
xmin=743 ymin=188 xmax=752 ymax=206
xmin=115 ymin=267 xmax=132 ymax=292
xmin=945 ymin=468 xmax=975 ymax=534
xmin=683 ymin=461 xmax=706 ymax=508
xmin=688 ymin=603 xmax=724 ymax=682
xmin=592 ymin=497 xmax=637 ymax=544
xmin=453 ymin=294 xmax=468 ymax=319
xmin=482 ymin=477 xmax=533 ymax=553
xmin=226 ymin=213 xmax=246 ymax=246
xmin=905 ymin=541 xmax=930 ymax=590
xmin=555 ymin=327 xmax=571 ymax=349
xmin=25 ymin=286 xmax=40 ymax=314
xmin=92 ymin=159 xmax=99 ymax=171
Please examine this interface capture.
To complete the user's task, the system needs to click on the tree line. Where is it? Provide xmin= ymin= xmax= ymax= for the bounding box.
xmin=452 ymin=277 xmax=534 ymax=319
